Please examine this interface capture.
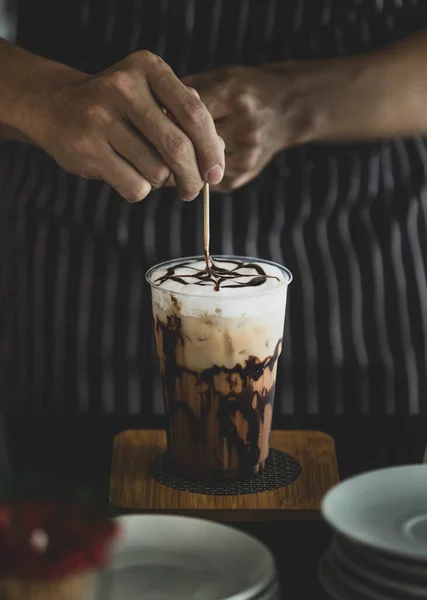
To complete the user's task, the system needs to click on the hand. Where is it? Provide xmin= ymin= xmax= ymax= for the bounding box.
xmin=36 ymin=51 xmax=225 ymax=202
xmin=183 ymin=64 xmax=315 ymax=192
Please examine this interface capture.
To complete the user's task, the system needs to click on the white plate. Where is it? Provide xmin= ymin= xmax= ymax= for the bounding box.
xmin=322 ymin=465 xmax=427 ymax=561
xmin=318 ymin=553 xmax=362 ymax=600
xmin=330 ymin=538 xmax=427 ymax=598
xmin=99 ymin=515 xmax=277 ymax=600
xmin=335 ymin=534 xmax=427 ymax=584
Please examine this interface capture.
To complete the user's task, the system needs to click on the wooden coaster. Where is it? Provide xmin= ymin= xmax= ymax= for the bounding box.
xmin=110 ymin=430 xmax=339 ymax=521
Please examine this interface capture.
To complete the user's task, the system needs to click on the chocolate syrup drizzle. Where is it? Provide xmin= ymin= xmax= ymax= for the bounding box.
xmin=156 ymin=314 xmax=282 ymax=478
xmin=155 ymin=253 xmax=279 ymax=292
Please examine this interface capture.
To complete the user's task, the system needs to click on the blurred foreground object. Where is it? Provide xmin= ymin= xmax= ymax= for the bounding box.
xmin=0 ymin=473 xmax=119 ymax=600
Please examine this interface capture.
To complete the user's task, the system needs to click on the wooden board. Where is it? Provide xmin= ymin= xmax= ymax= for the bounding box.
xmin=109 ymin=430 xmax=339 ymax=521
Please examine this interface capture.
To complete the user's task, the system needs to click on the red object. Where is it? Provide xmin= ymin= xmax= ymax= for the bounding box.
xmin=0 ymin=500 xmax=119 ymax=579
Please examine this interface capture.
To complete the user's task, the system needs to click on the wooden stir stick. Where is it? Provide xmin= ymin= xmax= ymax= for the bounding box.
xmin=203 ymin=182 xmax=211 ymax=265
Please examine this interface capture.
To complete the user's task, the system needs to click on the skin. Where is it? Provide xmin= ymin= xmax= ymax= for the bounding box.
xmin=1 ymin=30 xmax=427 ymax=198
xmin=183 ymin=30 xmax=427 ymax=193
xmin=0 ymin=41 xmax=225 ymax=202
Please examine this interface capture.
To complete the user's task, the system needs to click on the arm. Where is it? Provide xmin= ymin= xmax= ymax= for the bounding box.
xmin=0 ymin=39 xmax=81 ymax=145
xmin=268 ymin=29 xmax=427 ymax=143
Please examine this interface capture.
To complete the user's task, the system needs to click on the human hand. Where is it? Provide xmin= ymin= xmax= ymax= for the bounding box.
xmin=36 ymin=51 xmax=225 ymax=202
xmin=183 ymin=64 xmax=317 ymax=192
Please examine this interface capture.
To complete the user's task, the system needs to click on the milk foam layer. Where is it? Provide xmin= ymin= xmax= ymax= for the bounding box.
xmin=148 ymin=257 xmax=290 ymax=318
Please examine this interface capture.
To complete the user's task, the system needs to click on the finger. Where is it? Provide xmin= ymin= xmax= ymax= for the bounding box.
xmin=163 ymin=87 xmax=200 ymax=127
xmin=163 ymin=96 xmax=226 ymax=182
xmin=163 ymin=172 xmax=177 ymax=188
xmin=101 ymin=147 xmax=152 ymax=202
xmin=194 ymin=90 xmax=230 ymax=121
xmin=147 ymin=64 xmax=225 ymax=184
xmin=163 ymin=85 xmax=199 ymax=124
xmin=214 ymin=120 xmax=235 ymax=153
xmin=127 ymin=88 xmax=205 ymax=200
xmin=182 ymin=73 xmax=230 ymax=119
xmin=216 ymin=172 xmax=253 ymax=193
xmin=131 ymin=99 xmax=204 ymax=199
xmin=181 ymin=73 xmax=197 ymax=87
xmin=215 ymin=120 xmax=253 ymax=154
xmin=109 ymin=121 xmax=171 ymax=190
xmin=186 ymin=86 xmax=200 ymax=99
xmin=221 ymin=148 xmax=261 ymax=178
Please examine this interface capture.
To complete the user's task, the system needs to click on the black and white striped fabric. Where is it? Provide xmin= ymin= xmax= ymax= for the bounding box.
xmin=1 ymin=0 xmax=427 ymax=417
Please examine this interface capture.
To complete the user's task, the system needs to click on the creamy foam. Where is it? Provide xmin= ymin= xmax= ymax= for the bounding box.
xmin=147 ymin=257 xmax=291 ymax=318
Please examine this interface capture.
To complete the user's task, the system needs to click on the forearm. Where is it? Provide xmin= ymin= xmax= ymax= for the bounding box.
xmin=271 ymin=30 xmax=427 ymax=143
xmin=0 ymin=39 xmax=83 ymax=146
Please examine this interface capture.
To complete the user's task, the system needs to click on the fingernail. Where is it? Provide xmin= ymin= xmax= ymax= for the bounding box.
xmin=206 ymin=164 xmax=224 ymax=185
xmin=182 ymin=192 xmax=199 ymax=202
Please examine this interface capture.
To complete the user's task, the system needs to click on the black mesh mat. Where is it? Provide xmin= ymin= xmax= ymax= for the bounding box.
xmin=150 ymin=449 xmax=301 ymax=496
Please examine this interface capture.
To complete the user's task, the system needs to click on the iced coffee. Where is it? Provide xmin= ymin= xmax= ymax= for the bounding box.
xmin=146 ymin=256 xmax=292 ymax=480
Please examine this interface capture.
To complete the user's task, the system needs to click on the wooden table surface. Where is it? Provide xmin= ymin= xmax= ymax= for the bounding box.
xmin=110 ymin=429 xmax=339 ymax=520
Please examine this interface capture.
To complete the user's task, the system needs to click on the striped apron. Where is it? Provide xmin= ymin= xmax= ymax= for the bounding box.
xmin=1 ymin=0 xmax=427 ymax=416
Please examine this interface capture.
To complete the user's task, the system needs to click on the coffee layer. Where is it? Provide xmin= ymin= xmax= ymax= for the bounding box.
xmin=155 ymin=312 xmax=282 ymax=479
xmin=153 ymin=305 xmax=285 ymax=371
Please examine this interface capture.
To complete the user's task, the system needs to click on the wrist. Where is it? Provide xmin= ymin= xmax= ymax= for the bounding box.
xmin=20 ymin=67 xmax=87 ymax=149
xmin=265 ymin=56 xmax=373 ymax=146
xmin=0 ymin=41 xmax=86 ymax=148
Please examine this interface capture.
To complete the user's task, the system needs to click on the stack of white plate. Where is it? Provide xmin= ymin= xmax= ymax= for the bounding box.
xmin=97 ymin=515 xmax=280 ymax=600
xmin=319 ymin=464 xmax=427 ymax=600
